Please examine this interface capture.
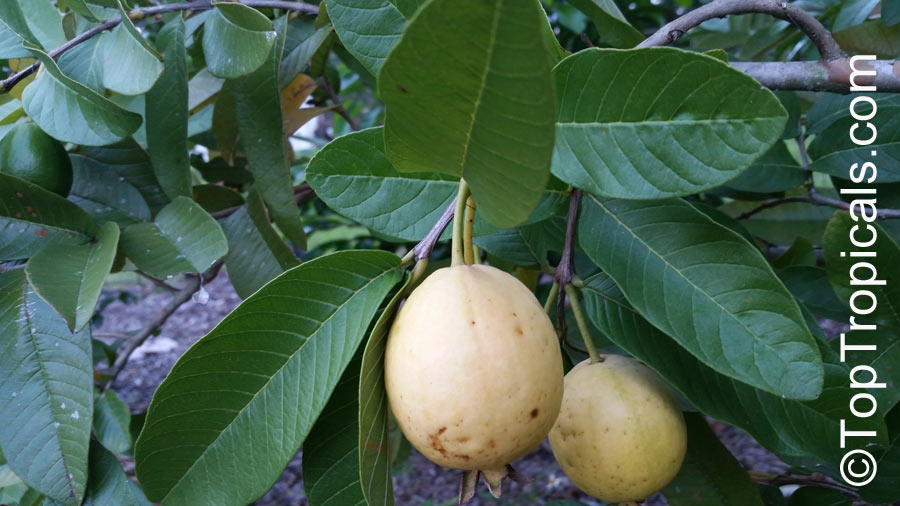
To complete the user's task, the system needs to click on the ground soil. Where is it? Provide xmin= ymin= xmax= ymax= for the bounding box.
xmin=99 ymin=271 xmax=791 ymax=506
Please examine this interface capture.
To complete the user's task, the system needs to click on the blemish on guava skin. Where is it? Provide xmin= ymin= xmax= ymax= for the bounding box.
xmin=530 ymin=408 xmax=539 ymax=419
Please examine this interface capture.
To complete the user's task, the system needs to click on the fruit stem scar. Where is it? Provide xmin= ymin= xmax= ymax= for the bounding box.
xmin=564 ymin=284 xmax=603 ymax=363
xmin=451 ymin=179 xmax=471 ymax=267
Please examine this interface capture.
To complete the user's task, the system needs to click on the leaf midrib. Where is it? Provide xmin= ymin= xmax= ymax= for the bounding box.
xmin=591 ymin=196 xmax=812 ymax=394
xmin=156 ymin=265 xmax=398 ymax=502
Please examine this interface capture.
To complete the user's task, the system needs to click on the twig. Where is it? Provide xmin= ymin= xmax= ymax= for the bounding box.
xmin=319 ymin=76 xmax=359 ymax=132
xmin=1 ymin=0 xmax=318 ymax=93
xmin=102 ymin=260 xmax=224 ymax=390
xmin=410 ymin=198 xmax=457 ymax=262
xmin=737 ymin=193 xmax=900 ymax=220
xmin=731 ymin=60 xmax=900 ymax=94
xmin=638 ymin=0 xmax=845 ymax=61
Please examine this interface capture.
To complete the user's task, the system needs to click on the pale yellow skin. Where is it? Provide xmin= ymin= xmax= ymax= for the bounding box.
xmin=385 ymin=264 xmax=563 ymax=470
xmin=549 ymin=356 xmax=687 ymax=503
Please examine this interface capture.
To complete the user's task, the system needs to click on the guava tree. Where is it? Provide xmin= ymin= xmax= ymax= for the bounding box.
xmin=0 ymin=0 xmax=898 ymax=505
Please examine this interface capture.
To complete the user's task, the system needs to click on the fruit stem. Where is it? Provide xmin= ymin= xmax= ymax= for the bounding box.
xmin=451 ymin=179 xmax=471 ymax=267
xmin=543 ymin=282 xmax=560 ymax=315
xmin=409 ymin=258 xmax=429 ymax=287
xmin=463 ymin=195 xmax=476 ymax=265
xmin=564 ymin=284 xmax=602 ymax=364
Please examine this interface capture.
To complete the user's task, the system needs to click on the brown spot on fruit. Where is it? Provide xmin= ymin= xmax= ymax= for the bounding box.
xmin=530 ymin=408 xmax=539 ymax=418
xmin=438 ymin=427 xmax=447 ymax=435
xmin=515 ymin=327 xmax=524 ymax=335
xmin=471 ymin=321 xmax=476 ymax=325
xmin=457 ymin=437 xmax=469 ymax=443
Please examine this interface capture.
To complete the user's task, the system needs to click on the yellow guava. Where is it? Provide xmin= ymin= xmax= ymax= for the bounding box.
xmin=385 ymin=264 xmax=563 ymax=471
xmin=549 ymin=355 xmax=687 ymax=503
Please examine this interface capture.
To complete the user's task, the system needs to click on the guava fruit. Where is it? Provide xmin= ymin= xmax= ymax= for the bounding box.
xmin=385 ymin=264 xmax=563 ymax=471
xmin=549 ymin=355 xmax=687 ymax=503
xmin=0 ymin=123 xmax=73 ymax=196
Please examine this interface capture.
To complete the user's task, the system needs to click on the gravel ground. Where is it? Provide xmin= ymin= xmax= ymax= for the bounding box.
xmin=98 ymin=271 xmax=791 ymax=506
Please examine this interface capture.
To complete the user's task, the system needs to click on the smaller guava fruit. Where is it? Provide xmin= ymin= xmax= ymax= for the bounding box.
xmin=385 ymin=264 xmax=564 ymax=471
xmin=0 ymin=123 xmax=73 ymax=196
xmin=549 ymin=355 xmax=687 ymax=503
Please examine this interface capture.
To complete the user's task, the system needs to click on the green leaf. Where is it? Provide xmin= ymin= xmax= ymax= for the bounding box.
xmin=57 ymin=36 xmax=104 ymax=93
xmin=836 ymin=328 xmax=900 ymax=416
xmin=280 ymin=23 xmax=334 ymax=87
xmin=358 ymin=274 xmax=409 ymax=506
xmin=134 ymin=251 xmax=403 ymax=505
xmin=778 ymin=266 xmax=850 ymax=322
xmin=834 ymin=21 xmax=900 ymax=59
xmin=303 ymin=353 xmax=366 ymax=506
xmin=69 ymin=154 xmax=152 ymax=226
xmin=772 ymin=237 xmax=817 ymax=268
xmin=824 ymin=212 xmax=900 ymax=329
xmin=25 ymin=222 xmax=119 ymax=332
xmin=22 ymin=47 xmax=142 ymax=146
xmin=578 ymin=196 xmax=823 ymax=399
xmin=82 ymin=441 xmax=150 ymax=506
xmin=234 ymin=18 xmax=306 ymax=249
xmin=203 ymin=2 xmax=276 ymax=79
xmin=14 ymin=0 xmax=66 ymax=50
xmin=0 ymin=173 xmax=96 ymax=261
xmin=720 ymin=200 xmax=834 ymax=245
xmin=580 ymin=273 xmax=891 ymax=495
xmin=221 ymin=187 xmax=300 ymax=299
xmin=474 ymin=216 xmax=565 ymax=268
xmin=306 ymin=127 xmax=457 ymax=241
xmin=809 ymin=104 xmax=900 ymax=182
xmin=146 ymin=17 xmax=191 ymax=200
xmin=192 ymin=184 xmax=244 ymax=214
xmin=567 ymin=0 xmax=643 ymax=48
xmin=324 ymin=0 xmax=425 ymax=76
xmin=379 ymin=0 xmax=557 ymax=228
xmin=78 ymin=142 xmax=168 ymax=214
xmin=726 ymin=141 xmax=806 ymax=194
xmin=120 ymin=196 xmax=227 ymax=279
xmin=833 ymin=0 xmax=879 ymax=31
xmin=662 ymin=413 xmax=764 ymax=506
xmin=885 ymin=0 xmax=900 ymax=27
xmin=0 ymin=20 xmax=31 ymax=58
xmin=552 ymin=48 xmax=787 ymax=199
xmin=92 ymin=390 xmax=133 ymax=456
xmin=0 ymin=270 xmax=93 ymax=505
xmin=96 ymin=1 xmax=163 ymax=96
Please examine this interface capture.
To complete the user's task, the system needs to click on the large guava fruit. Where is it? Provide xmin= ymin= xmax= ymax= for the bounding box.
xmin=385 ymin=264 xmax=563 ymax=471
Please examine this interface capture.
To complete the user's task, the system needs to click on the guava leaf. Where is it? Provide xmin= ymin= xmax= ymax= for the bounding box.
xmin=306 ymin=128 xmax=458 ymax=242
xmin=579 ymin=195 xmax=823 ymax=399
xmin=303 ymin=354 xmax=366 ymax=506
xmin=0 ymin=173 xmax=96 ymax=261
xmin=474 ymin=217 xmax=565 ymax=268
xmin=567 ymin=0 xmax=643 ymax=48
xmin=358 ymin=274 xmax=410 ymax=506
xmin=92 ymin=389 xmax=133 ymax=456
xmin=324 ymin=0 xmax=425 ymax=76
xmin=69 ymin=154 xmax=152 ymax=226
xmin=824 ymin=212 xmax=900 ymax=330
xmin=57 ymin=37 xmax=104 ymax=93
xmin=662 ymin=413 xmax=764 ymax=506
xmin=726 ymin=141 xmax=806 ymax=194
xmin=97 ymin=1 xmax=163 ymax=96
xmin=0 ymin=270 xmax=93 ymax=505
xmin=203 ymin=2 xmax=276 ymax=79
xmin=119 ymin=196 xmax=227 ymax=279
xmin=133 ymin=251 xmax=403 ymax=506
xmin=234 ymin=17 xmax=306 ymax=249
xmin=552 ymin=48 xmax=787 ymax=199
xmin=379 ymin=0 xmax=558 ymax=229
xmin=82 ymin=442 xmax=150 ymax=506
xmin=221 ymin=187 xmax=300 ymax=299
xmin=78 ymin=142 xmax=168 ymax=215
xmin=146 ymin=17 xmax=191 ymax=200
xmin=809 ymin=104 xmax=900 ymax=182
xmin=25 ymin=222 xmax=119 ymax=332
xmin=21 ymin=47 xmax=142 ymax=146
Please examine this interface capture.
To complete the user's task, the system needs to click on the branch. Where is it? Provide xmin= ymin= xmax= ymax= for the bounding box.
xmin=638 ymin=0 xmax=844 ymax=61
xmin=731 ymin=60 xmax=900 ymax=94
xmin=414 ymin=198 xmax=456 ymax=262
xmin=554 ymin=189 xmax=581 ymax=348
xmin=102 ymin=260 xmax=224 ymax=390
xmin=1 ymin=0 xmax=318 ymax=94
xmin=319 ymin=76 xmax=359 ymax=132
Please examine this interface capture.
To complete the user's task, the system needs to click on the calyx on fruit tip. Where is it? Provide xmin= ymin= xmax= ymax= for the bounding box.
xmin=457 ymin=464 xmax=529 ymax=504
